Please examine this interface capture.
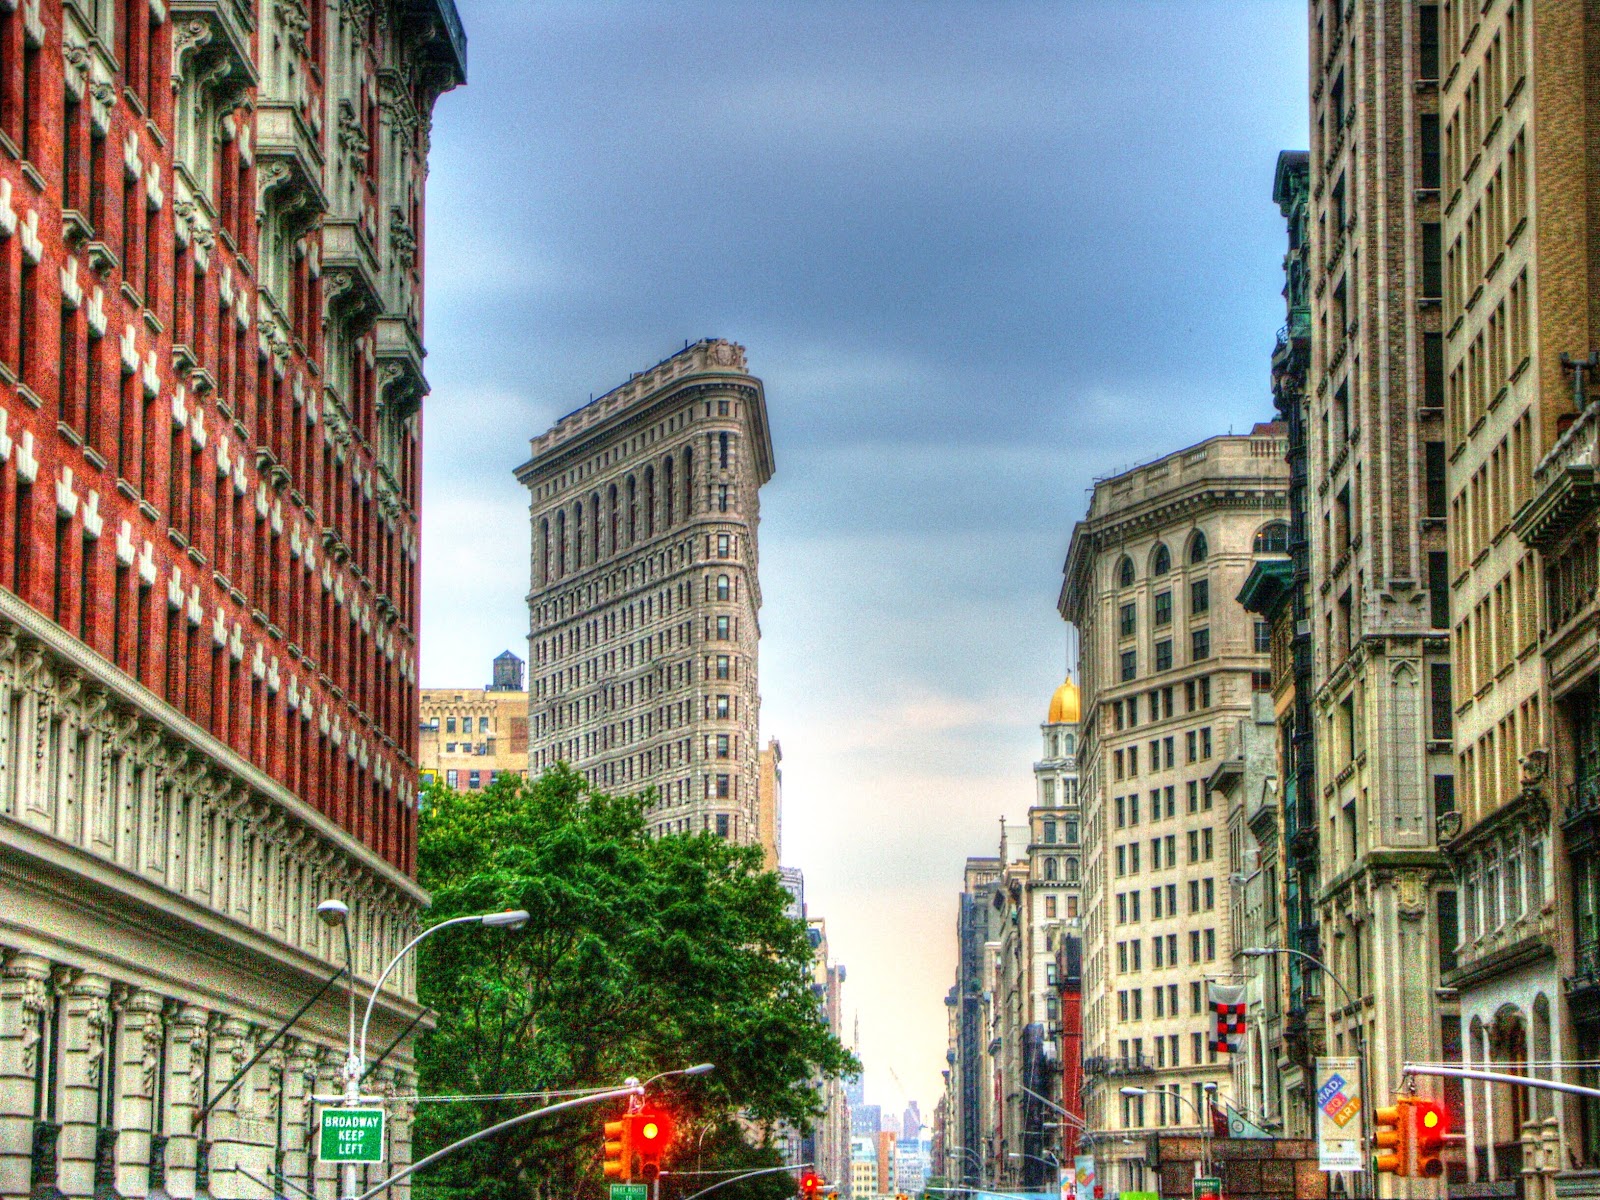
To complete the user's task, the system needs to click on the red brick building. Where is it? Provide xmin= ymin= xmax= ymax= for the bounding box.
xmin=0 ymin=0 xmax=461 ymax=1195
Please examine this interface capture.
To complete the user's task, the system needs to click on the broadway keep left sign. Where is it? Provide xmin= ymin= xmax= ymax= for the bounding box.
xmin=319 ymin=1107 xmax=386 ymax=1163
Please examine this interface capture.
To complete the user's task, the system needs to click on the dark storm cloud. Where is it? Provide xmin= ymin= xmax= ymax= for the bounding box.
xmin=419 ymin=0 xmax=1307 ymax=1101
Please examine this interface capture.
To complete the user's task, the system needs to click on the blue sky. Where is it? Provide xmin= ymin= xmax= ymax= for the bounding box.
xmin=419 ymin=0 xmax=1310 ymax=1114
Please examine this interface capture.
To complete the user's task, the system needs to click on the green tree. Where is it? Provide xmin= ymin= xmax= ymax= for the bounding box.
xmin=411 ymin=767 xmax=855 ymax=1200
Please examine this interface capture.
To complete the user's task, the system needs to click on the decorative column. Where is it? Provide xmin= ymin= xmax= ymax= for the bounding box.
xmin=162 ymin=1005 xmax=208 ymax=1200
xmin=201 ymin=1018 xmax=250 ymax=1200
xmin=279 ymin=1039 xmax=317 ymax=1200
xmin=55 ymin=970 xmax=109 ymax=1199
xmin=384 ymin=1068 xmax=414 ymax=1200
xmin=117 ymin=990 xmax=165 ymax=1200
xmin=0 ymin=953 xmax=51 ymax=1198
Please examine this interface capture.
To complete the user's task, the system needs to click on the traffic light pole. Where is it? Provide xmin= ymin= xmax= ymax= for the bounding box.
xmin=1403 ymin=1063 xmax=1600 ymax=1100
xmin=677 ymin=1163 xmax=813 ymax=1200
xmin=345 ymin=1082 xmax=645 ymax=1200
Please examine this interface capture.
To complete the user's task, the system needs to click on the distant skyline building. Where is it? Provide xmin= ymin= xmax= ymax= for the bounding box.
xmin=420 ymin=654 xmax=532 ymax=792
xmin=515 ymin=339 xmax=776 ymax=841
xmin=902 ymin=1100 xmax=923 ymax=1141
xmin=759 ymin=737 xmax=783 ymax=867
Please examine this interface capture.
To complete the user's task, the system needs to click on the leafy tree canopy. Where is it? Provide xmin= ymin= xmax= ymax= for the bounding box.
xmin=411 ymin=767 xmax=856 ymax=1200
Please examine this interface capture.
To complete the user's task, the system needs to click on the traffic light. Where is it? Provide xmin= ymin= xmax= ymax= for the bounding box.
xmin=636 ymin=1110 xmax=673 ymax=1182
xmin=799 ymin=1172 xmax=822 ymax=1200
xmin=1374 ymin=1097 xmax=1414 ymax=1177
xmin=604 ymin=1115 xmax=634 ymax=1182
xmin=1414 ymin=1099 xmax=1448 ymax=1179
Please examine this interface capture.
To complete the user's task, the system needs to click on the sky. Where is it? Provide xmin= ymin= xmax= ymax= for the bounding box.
xmin=419 ymin=0 xmax=1310 ymax=1119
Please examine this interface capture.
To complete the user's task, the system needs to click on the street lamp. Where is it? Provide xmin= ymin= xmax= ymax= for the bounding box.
xmin=1119 ymin=1086 xmax=1212 ymax=1174
xmin=947 ymin=1144 xmax=986 ymax=1188
xmin=1241 ymin=946 xmax=1369 ymax=1198
xmin=318 ymin=899 xmax=529 ymax=1200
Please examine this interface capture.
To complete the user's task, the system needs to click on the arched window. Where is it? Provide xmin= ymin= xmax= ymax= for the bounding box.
xmin=572 ymin=502 xmax=584 ymax=566
xmin=645 ymin=466 xmax=657 ymax=537
xmin=589 ymin=494 xmax=600 ymax=559
xmin=1063 ymin=733 xmax=1075 ymax=755
xmin=1118 ymin=556 xmax=1135 ymax=587
xmin=627 ymin=476 xmax=637 ymax=543
xmin=717 ymin=574 xmax=731 ymax=601
xmin=538 ymin=518 xmax=549 ymax=582
xmin=664 ymin=457 xmax=676 ymax=525
xmin=608 ymin=484 xmax=619 ymax=551
xmin=1189 ymin=531 xmax=1208 ymax=563
xmin=555 ymin=510 xmax=567 ymax=576
xmin=1065 ymin=857 xmax=1080 ymax=882
xmin=683 ymin=447 xmax=694 ymax=516
xmin=1044 ymin=858 xmax=1059 ymax=882
xmin=1153 ymin=543 xmax=1171 ymax=575
xmin=1254 ymin=522 xmax=1289 ymax=553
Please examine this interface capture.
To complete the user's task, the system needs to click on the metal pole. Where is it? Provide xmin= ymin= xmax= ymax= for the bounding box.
xmin=340 ymin=921 xmax=357 ymax=1200
xmin=1402 ymin=1063 xmax=1600 ymax=1100
xmin=347 ymin=1082 xmax=645 ymax=1200
xmin=678 ymin=1163 xmax=812 ymax=1200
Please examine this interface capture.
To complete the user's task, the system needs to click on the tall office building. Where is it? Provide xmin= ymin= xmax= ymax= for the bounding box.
xmin=0 ymin=0 xmax=462 ymax=1196
xmin=1448 ymin=1 xmax=1600 ymax=1187
xmin=1304 ymin=2 xmax=1457 ymax=1173
xmin=1060 ymin=427 xmax=1287 ymax=1196
xmin=515 ymin=339 xmax=775 ymax=842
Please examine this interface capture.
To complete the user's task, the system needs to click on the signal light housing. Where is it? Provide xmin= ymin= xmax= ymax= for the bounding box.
xmin=800 ymin=1172 xmax=822 ymax=1199
xmin=1373 ymin=1099 xmax=1413 ymax=1177
xmin=636 ymin=1109 xmax=673 ymax=1182
xmin=603 ymin=1117 xmax=633 ymax=1182
xmin=1414 ymin=1099 xmax=1448 ymax=1178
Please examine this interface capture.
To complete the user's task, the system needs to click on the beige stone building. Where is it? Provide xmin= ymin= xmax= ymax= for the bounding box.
xmin=419 ymin=651 xmax=531 ymax=791
xmin=759 ymin=738 xmax=783 ymax=868
xmin=514 ymin=339 xmax=775 ymax=842
xmin=1060 ymin=426 xmax=1288 ymax=1195
xmin=1304 ymin=4 xmax=1459 ymax=1188
xmin=1446 ymin=0 xmax=1600 ymax=1188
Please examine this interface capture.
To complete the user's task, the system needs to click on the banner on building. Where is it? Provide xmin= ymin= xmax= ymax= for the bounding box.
xmin=1059 ymin=1165 xmax=1076 ymax=1200
xmin=1206 ymin=982 xmax=1247 ymax=1054
xmin=1314 ymin=1056 xmax=1365 ymax=1172
xmin=1074 ymin=1155 xmax=1095 ymax=1200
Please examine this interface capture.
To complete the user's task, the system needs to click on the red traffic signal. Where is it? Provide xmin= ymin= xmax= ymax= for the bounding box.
xmin=636 ymin=1110 xmax=673 ymax=1182
xmin=1414 ymin=1099 xmax=1448 ymax=1178
xmin=800 ymin=1172 xmax=822 ymax=1198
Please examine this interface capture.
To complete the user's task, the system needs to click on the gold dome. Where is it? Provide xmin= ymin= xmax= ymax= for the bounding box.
xmin=1047 ymin=677 xmax=1081 ymax=724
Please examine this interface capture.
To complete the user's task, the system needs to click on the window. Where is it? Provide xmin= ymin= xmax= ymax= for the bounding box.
xmin=1429 ymin=551 xmax=1450 ymax=630
xmin=715 ymin=694 xmax=730 ymax=718
xmin=1254 ymin=621 xmax=1271 ymax=653
xmin=1191 ymin=628 xmax=1211 ymax=660
xmin=716 ymin=655 xmax=731 ymax=679
xmin=717 ymin=574 xmax=731 ymax=601
xmin=1189 ymin=531 xmax=1208 ymax=563
xmin=1419 ymin=4 xmax=1439 ymax=80
xmin=1154 ymin=591 xmax=1172 ymax=626
xmin=1425 ymin=442 xmax=1447 ymax=518
xmin=1120 ymin=603 xmax=1137 ymax=637
xmin=1430 ymin=663 xmax=1453 ymax=741
xmin=479 ymin=717 xmax=490 ymax=733
xmin=715 ymin=813 xmax=730 ymax=838
xmin=1191 ymin=578 xmax=1210 ymax=614
xmin=1121 ymin=649 xmax=1137 ymax=682
xmin=1424 ymin=331 xmax=1444 ymax=409
xmin=715 ymin=616 xmax=730 ymax=640
xmin=1437 ymin=889 xmax=1458 ymax=973
xmin=1201 ymin=727 xmax=1212 ymax=758
xmin=715 ymin=734 xmax=730 ymax=758
xmin=715 ymin=775 xmax=730 ymax=798
xmin=1118 ymin=556 xmax=1135 ymax=587
xmin=1420 ymin=113 xmax=1440 ymax=189
xmin=469 ymin=770 xmax=480 ymax=788
xmin=446 ymin=769 xmax=458 ymax=788
xmin=716 ymin=533 xmax=731 ymax=557
xmin=1153 ymin=543 xmax=1171 ymax=575
xmin=1155 ymin=640 xmax=1173 ymax=672
xmin=1422 ymin=222 xmax=1442 ymax=298
xmin=1188 ymin=781 xmax=1199 ymax=813
xmin=1254 ymin=523 xmax=1289 ymax=554
xmin=446 ymin=717 xmax=456 ymax=733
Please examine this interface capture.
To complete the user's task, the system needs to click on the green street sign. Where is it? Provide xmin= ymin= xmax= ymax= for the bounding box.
xmin=319 ymin=1107 xmax=386 ymax=1163
xmin=611 ymin=1185 xmax=648 ymax=1200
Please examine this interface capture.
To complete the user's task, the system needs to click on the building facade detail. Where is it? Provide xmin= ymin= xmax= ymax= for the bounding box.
xmin=515 ymin=339 xmax=776 ymax=843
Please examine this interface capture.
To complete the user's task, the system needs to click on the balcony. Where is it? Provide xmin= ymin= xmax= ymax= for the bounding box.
xmin=397 ymin=0 xmax=468 ymax=88
xmin=1083 ymin=1054 xmax=1155 ymax=1077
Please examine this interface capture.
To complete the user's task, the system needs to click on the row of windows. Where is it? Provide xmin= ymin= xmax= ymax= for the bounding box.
xmin=1116 ymin=981 xmax=1212 ymax=1023
xmin=1111 ymin=677 xmax=1212 ymax=731
xmin=1121 ymin=629 xmax=1213 ymax=682
xmin=1113 ymin=831 xmax=1215 ymax=879
xmin=1111 ymin=729 xmax=1212 ymax=783
xmin=1111 ymin=524 xmax=1286 ymax=590
xmin=1115 ymin=927 xmax=1216 ymax=973
xmin=1119 ymin=579 xmax=1210 ymax=640
xmin=1113 ymin=780 xmax=1216 ymax=829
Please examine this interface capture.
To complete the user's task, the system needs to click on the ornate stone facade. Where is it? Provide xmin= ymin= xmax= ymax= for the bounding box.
xmin=515 ymin=339 xmax=776 ymax=844
xmin=1060 ymin=426 xmax=1288 ymax=1197
xmin=0 ymin=0 xmax=462 ymax=1192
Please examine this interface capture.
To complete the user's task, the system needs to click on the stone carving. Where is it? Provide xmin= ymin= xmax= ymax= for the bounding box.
xmin=171 ymin=20 xmax=213 ymax=85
